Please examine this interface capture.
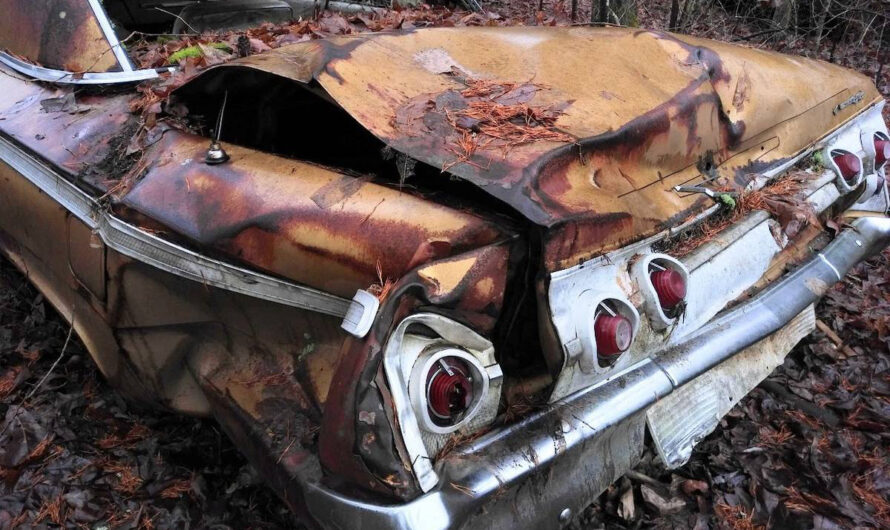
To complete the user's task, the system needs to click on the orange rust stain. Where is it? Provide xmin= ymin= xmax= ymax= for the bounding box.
xmin=417 ymin=256 xmax=478 ymax=297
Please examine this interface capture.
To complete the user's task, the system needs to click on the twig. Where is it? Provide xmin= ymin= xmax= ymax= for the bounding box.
xmin=736 ymin=27 xmax=785 ymax=41
xmin=23 ymin=324 xmax=73 ymax=403
xmin=625 ymin=469 xmax=663 ymax=488
xmin=815 ymin=319 xmax=857 ymax=357
xmin=154 ymin=7 xmax=200 ymax=34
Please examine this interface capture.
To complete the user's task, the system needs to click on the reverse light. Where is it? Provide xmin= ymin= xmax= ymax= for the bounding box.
xmin=650 ymin=268 xmax=687 ymax=311
xmin=832 ymin=150 xmax=862 ymax=183
xmin=426 ymin=357 xmax=474 ymax=425
xmin=594 ymin=311 xmax=633 ymax=359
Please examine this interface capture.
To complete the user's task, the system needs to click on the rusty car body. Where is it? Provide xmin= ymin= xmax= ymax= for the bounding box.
xmin=1 ymin=1 xmax=889 ymax=528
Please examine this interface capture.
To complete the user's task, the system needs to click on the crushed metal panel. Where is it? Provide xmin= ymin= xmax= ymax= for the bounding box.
xmin=646 ymin=305 xmax=816 ymax=468
xmin=177 ymin=26 xmax=880 ymax=264
xmin=0 ymin=0 xmax=129 ymax=73
xmin=119 ymin=131 xmax=512 ymax=299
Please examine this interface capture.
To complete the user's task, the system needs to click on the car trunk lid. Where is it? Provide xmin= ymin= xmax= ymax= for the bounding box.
xmin=174 ymin=26 xmax=880 ymax=268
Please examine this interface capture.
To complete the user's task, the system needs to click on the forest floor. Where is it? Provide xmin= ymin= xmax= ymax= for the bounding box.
xmin=0 ymin=0 xmax=888 ymax=528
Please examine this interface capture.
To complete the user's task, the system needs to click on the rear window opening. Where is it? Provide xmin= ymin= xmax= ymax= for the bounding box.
xmin=174 ymin=68 xmax=394 ymax=176
xmin=171 ymin=67 xmax=525 ymax=223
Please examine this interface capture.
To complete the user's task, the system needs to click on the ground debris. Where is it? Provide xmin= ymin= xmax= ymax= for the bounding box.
xmin=659 ymin=170 xmax=818 ymax=257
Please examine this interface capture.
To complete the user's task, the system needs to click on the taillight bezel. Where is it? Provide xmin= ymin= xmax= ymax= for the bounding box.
xmin=874 ymin=132 xmax=890 ymax=171
xmin=573 ymin=292 xmax=640 ymax=373
xmin=632 ymin=254 xmax=690 ymax=330
xmin=828 ymin=148 xmax=864 ymax=193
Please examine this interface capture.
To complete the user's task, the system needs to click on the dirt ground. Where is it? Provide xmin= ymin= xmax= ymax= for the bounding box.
xmin=1 ymin=1 xmax=889 ymax=529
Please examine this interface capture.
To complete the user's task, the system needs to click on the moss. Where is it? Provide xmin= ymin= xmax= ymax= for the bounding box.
xmin=811 ymin=150 xmax=825 ymax=172
xmin=717 ymin=193 xmax=737 ymax=209
xmin=167 ymin=42 xmax=233 ymax=64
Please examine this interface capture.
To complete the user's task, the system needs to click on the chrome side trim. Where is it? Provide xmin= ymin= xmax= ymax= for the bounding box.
xmin=0 ymin=53 xmax=162 ymax=85
xmin=0 ymin=135 xmax=351 ymax=318
xmin=299 ymin=215 xmax=890 ymax=530
xmin=86 ymin=0 xmax=135 ymax=72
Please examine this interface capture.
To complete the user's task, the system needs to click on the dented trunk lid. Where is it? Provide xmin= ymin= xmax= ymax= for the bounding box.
xmin=176 ymin=26 xmax=881 ymax=268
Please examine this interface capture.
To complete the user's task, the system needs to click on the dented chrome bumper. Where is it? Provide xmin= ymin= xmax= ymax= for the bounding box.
xmin=300 ymin=215 xmax=890 ymax=530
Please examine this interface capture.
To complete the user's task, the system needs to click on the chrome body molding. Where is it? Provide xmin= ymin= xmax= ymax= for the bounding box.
xmin=0 ymin=135 xmax=351 ymax=318
xmin=299 ymin=215 xmax=890 ymax=530
xmin=86 ymin=0 xmax=136 ymax=72
xmin=0 ymin=53 xmax=162 ymax=85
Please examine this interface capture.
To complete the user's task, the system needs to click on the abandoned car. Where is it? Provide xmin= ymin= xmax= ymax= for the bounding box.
xmin=1 ymin=1 xmax=889 ymax=528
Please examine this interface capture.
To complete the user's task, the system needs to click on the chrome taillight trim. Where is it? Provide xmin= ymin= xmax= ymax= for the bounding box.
xmin=826 ymin=148 xmax=864 ymax=192
xmin=631 ymin=254 xmax=688 ymax=330
xmin=381 ymin=313 xmax=502 ymax=492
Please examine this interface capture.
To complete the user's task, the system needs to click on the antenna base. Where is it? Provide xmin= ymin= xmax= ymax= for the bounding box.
xmin=205 ymin=142 xmax=230 ymax=165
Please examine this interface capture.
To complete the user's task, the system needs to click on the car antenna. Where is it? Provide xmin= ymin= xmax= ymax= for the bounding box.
xmin=205 ymin=91 xmax=230 ymax=165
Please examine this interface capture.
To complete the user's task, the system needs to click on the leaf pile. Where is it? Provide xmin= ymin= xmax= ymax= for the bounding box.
xmin=394 ymin=78 xmax=575 ymax=171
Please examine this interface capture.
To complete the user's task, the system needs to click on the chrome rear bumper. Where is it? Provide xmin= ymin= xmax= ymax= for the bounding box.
xmin=302 ymin=216 xmax=890 ymax=530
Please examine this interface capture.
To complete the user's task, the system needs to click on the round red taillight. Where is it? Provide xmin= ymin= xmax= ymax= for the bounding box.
xmin=650 ymin=269 xmax=687 ymax=310
xmin=833 ymin=152 xmax=862 ymax=182
xmin=426 ymin=358 xmax=473 ymax=423
xmin=875 ymin=137 xmax=890 ymax=167
xmin=594 ymin=314 xmax=633 ymax=358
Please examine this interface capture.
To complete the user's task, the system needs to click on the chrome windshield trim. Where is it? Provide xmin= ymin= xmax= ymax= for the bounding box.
xmin=0 ymin=135 xmax=351 ymax=318
xmin=0 ymin=53 xmax=162 ymax=85
xmin=86 ymin=0 xmax=135 ymax=72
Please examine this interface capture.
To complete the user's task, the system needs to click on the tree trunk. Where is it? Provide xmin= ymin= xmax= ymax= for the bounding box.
xmin=669 ymin=0 xmax=680 ymax=30
xmin=814 ymin=0 xmax=831 ymax=56
xmin=614 ymin=0 xmax=638 ymax=26
xmin=677 ymin=0 xmax=697 ymax=31
xmin=771 ymin=0 xmax=793 ymax=31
